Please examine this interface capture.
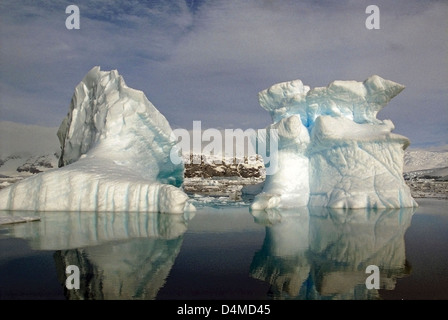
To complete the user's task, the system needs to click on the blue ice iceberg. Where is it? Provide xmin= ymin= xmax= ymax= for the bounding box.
xmin=252 ymin=75 xmax=417 ymax=210
xmin=0 ymin=67 xmax=194 ymax=214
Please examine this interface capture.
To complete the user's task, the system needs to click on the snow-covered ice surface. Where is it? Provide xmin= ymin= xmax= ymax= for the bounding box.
xmin=0 ymin=67 xmax=194 ymax=214
xmin=252 ymin=75 xmax=417 ymax=210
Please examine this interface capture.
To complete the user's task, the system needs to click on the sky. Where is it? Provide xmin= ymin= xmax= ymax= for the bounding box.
xmin=0 ymin=0 xmax=447 ymax=149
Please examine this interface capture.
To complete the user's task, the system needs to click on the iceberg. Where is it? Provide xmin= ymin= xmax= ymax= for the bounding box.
xmin=252 ymin=75 xmax=417 ymax=209
xmin=0 ymin=67 xmax=194 ymax=214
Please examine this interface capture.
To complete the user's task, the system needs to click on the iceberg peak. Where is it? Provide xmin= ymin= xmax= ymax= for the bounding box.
xmin=0 ymin=66 xmax=194 ymax=214
xmin=57 ymin=66 xmax=182 ymax=185
xmin=307 ymin=75 xmax=405 ymax=125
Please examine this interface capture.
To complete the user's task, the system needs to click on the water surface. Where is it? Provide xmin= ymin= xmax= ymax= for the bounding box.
xmin=0 ymin=199 xmax=446 ymax=300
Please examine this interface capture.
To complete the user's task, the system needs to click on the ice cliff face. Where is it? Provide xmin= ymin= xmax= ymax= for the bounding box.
xmin=252 ymin=75 xmax=417 ymax=209
xmin=57 ymin=66 xmax=183 ymax=185
xmin=0 ymin=67 xmax=193 ymax=214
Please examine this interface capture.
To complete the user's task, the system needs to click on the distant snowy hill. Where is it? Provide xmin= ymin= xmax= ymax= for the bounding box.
xmin=0 ymin=121 xmax=60 ymax=157
xmin=0 ymin=121 xmax=60 ymax=177
xmin=404 ymin=149 xmax=448 ymax=172
xmin=403 ymin=149 xmax=447 ymax=199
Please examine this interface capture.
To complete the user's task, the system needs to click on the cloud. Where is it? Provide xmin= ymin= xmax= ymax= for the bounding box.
xmin=0 ymin=0 xmax=446 ymax=148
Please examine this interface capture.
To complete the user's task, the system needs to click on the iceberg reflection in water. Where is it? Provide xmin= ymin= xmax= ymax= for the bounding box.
xmin=4 ymin=205 xmax=416 ymax=300
xmin=250 ymin=206 xmax=415 ymax=300
xmin=9 ymin=210 xmax=192 ymax=300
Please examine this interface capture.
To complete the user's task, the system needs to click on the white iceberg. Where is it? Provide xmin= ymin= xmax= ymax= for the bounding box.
xmin=0 ymin=67 xmax=194 ymax=214
xmin=252 ymin=75 xmax=417 ymax=209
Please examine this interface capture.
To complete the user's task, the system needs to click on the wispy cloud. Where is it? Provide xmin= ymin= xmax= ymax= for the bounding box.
xmin=0 ymin=0 xmax=446 ymax=147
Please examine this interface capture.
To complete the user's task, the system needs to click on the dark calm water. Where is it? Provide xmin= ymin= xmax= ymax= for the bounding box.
xmin=0 ymin=198 xmax=447 ymax=300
